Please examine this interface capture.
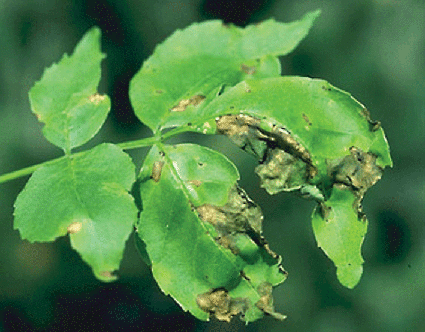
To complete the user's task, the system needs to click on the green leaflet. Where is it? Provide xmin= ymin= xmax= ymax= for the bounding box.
xmin=197 ymin=77 xmax=392 ymax=172
xmin=129 ymin=10 xmax=320 ymax=132
xmin=137 ymin=144 xmax=286 ymax=322
xmin=312 ymin=187 xmax=368 ymax=288
xmin=29 ymin=27 xmax=110 ymax=152
xmin=195 ymin=76 xmax=392 ymax=288
xmin=14 ymin=144 xmax=138 ymax=281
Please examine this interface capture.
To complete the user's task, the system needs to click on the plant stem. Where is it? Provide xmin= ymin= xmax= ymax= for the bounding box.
xmin=117 ymin=136 xmax=159 ymax=150
xmin=0 ymin=158 xmax=64 ymax=184
xmin=0 ymin=136 xmax=162 ymax=184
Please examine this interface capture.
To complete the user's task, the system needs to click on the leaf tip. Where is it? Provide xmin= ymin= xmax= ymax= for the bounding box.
xmin=306 ymin=9 xmax=322 ymax=21
xmin=336 ymin=263 xmax=363 ymax=289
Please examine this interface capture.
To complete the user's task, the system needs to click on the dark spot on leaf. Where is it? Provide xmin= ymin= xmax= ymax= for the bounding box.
xmin=358 ymin=210 xmax=367 ymax=222
xmin=240 ymin=64 xmax=256 ymax=75
xmin=230 ymin=106 xmax=234 ymax=109
xmin=240 ymin=270 xmax=250 ymax=281
xmin=245 ymin=88 xmax=251 ymax=93
xmin=318 ymin=202 xmax=332 ymax=220
xmin=155 ymin=89 xmax=163 ymax=94
xmin=302 ymin=113 xmax=312 ymax=126
xmin=322 ymin=85 xmax=331 ymax=91
xmin=217 ymin=85 xmax=227 ymax=96
xmin=361 ymin=108 xmax=381 ymax=132
xmin=198 ymin=162 xmax=204 ymax=167
xmin=279 ymin=266 xmax=288 ymax=275
xmin=170 ymin=95 xmax=206 ymax=112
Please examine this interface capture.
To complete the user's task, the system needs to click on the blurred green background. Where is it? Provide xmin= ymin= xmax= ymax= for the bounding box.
xmin=1 ymin=0 xmax=424 ymax=331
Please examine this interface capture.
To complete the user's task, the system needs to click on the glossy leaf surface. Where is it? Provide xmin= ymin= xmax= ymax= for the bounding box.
xmin=198 ymin=77 xmax=392 ymax=172
xmin=137 ymin=144 xmax=286 ymax=322
xmin=14 ymin=144 xmax=137 ymax=281
xmin=129 ymin=10 xmax=320 ymax=132
xmin=197 ymin=76 xmax=391 ymax=287
xmin=29 ymin=27 xmax=110 ymax=152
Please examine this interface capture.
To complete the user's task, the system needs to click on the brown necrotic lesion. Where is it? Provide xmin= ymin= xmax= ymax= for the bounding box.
xmin=170 ymin=95 xmax=206 ymax=112
xmin=216 ymin=114 xmax=383 ymax=203
xmin=196 ymin=288 xmax=249 ymax=322
xmin=196 ymin=185 xmax=263 ymax=246
xmin=255 ymin=282 xmax=287 ymax=320
xmin=216 ymin=114 xmax=268 ymax=159
xmin=196 ymin=184 xmax=280 ymax=263
xmin=151 ymin=161 xmax=165 ymax=182
xmin=328 ymin=147 xmax=383 ymax=196
xmin=216 ymin=114 xmax=317 ymax=196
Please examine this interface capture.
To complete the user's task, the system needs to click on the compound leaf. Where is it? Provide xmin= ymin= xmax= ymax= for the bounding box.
xmin=14 ymin=144 xmax=137 ymax=281
xmin=312 ymin=187 xmax=367 ymax=288
xmin=29 ymin=27 xmax=110 ymax=152
xmin=137 ymin=144 xmax=286 ymax=322
xmin=129 ymin=10 xmax=320 ymax=132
